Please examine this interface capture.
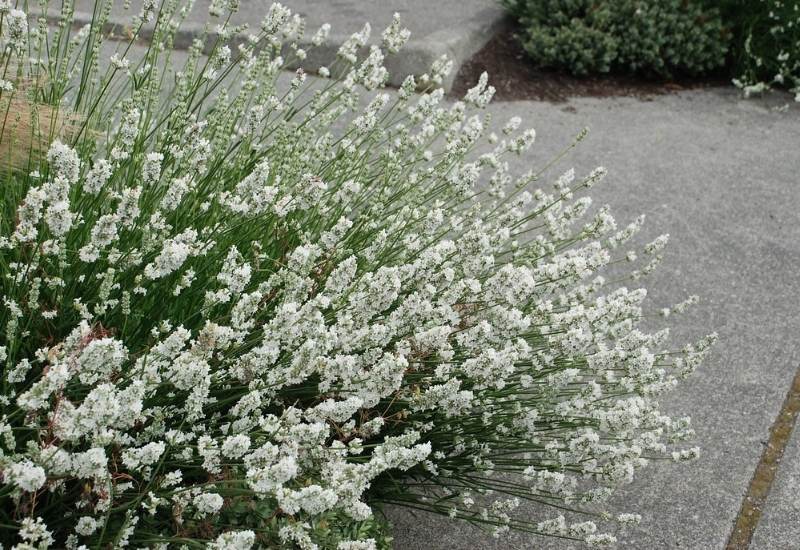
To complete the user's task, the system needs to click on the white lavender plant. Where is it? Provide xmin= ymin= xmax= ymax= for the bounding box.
xmin=0 ymin=2 xmax=715 ymax=548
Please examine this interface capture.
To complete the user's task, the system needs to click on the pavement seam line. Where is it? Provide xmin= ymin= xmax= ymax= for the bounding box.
xmin=725 ymin=364 xmax=800 ymax=549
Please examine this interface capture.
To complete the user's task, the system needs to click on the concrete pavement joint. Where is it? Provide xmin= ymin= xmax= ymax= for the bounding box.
xmin=726 ymin=364 xmax=800 ymax=549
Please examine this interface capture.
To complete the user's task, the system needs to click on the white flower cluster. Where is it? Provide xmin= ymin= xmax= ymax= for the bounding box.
xmin=0 ymin=2 xmax=713 ymax=549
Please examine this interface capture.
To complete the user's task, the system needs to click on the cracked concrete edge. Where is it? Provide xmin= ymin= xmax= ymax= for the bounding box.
xmin=46 ymin=7 xmax=507 ymax=92
xmin=725 ymin=365 xmax=800 ymax=549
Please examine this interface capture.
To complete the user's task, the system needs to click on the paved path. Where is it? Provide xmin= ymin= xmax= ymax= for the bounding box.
xmin=57 ymin=0 xmax=506 ymax=91
xmin=388 ymin=89 xmax=800 ymax=548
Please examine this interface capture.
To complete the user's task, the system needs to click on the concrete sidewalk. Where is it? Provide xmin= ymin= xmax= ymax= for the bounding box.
xmin=52 ymin=0 xmax=506 ymax=91
xmin=388 ymin=89 xmax=800 ymax=548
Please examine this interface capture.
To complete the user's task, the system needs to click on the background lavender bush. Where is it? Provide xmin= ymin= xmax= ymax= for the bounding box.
xmin=500 ymin=0 xmax=728 ymax=77
xmin=503 ymin=0 xmax=800 ymax=100
xmin=0 ymin=1 xmax=714 ymax=548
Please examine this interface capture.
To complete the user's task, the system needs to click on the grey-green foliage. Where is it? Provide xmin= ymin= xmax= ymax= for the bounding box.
xmin=502 ymin=0 xmax=729 ymax=76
